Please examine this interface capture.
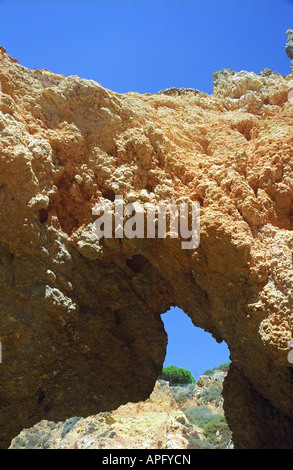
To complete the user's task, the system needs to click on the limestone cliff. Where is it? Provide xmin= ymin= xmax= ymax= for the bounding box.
xmin=0 ymin=48 xmax=293 ymax=448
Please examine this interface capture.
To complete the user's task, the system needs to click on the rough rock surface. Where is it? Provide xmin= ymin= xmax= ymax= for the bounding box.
xmin=0 ymin=48 xmax=293 ymax=449
xmin=9 ymin=371 xmax=231 ymax=449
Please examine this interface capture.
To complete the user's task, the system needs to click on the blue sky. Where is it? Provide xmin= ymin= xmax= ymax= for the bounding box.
xmin=1 ymin=0 xmax=292 ymax=379
xmin=0 ymin=0 xmax=292 ymax=95
xmin=161 ymin=308 xmax=230 ymax=380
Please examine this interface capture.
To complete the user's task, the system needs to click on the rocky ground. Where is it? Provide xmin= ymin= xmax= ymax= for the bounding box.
xmin=9 ymin=365 xmax=232 ymax=449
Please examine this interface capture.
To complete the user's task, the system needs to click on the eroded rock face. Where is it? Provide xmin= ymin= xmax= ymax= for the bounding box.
xmin=0 ymin=48 xmax=293 ymax=448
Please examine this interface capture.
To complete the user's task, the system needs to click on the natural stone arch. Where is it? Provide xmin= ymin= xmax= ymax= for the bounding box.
xmin=161 ymin=306 xmax=231 ymax=378
xmin=0 ymin=49 xmax=293 ymax=448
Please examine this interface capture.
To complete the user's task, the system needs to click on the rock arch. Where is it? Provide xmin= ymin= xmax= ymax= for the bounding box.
xmin=161 ymin=306 xmax=230 ymax=379
xmin=0 ymin=49 xmax=293 ymax=448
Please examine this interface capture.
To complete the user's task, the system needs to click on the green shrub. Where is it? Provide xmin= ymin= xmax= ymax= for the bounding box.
xmin=186 ymin=430 xmax=213 ymax=449
xmin=158 ymin=365 xmax=195 ymax=385
xmin=172 ymin=383 xmax=196 ymax=405
xmin=175 ymin=392 xmax=188 ymax=406
xmin=187 ymin=437 xmax=213 ymax=449
xmin=183 ymin=407 xmax=232 ymax=449
xmin=203 ymin=362 xmax=231 ymax=375
xmin=203 ymin=415 xmax=232 ymax=449
xmin=214 ymin=362 xmax=231 ymax=372
xmin=199 ymin=385 xmax=222 ymax=404
xmin=183 ymin=405 xmax=217 ymax=427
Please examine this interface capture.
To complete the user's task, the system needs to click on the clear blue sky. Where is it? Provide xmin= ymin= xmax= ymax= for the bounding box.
xmin=162 ymin=307 xmax=230 ymax=380
xmin=0 ymin=0 xmax=292 ymax=95
xmin=1 ymin=0 xmax=292 ymax=379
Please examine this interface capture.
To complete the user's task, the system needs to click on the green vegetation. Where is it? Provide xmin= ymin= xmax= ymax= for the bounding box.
xmin=183 ymin=405 xmax=216 ymax=427
xmin=183 ymin=405 xmax=232 ymax=449
xmin=203 ymin=415 xmax=232 ymax=448
xmin=186 ymin=431 xmax=213 ymax=449
xmin=158 ymin=362 xmax=233 ymax=449
xmin=214 ymin=362 xmax=231 ymax=372
xmin=203 ymin=361 xmax=231 ymax=375
xmin=158 ymin=365 xmax=195 ymax=385
xmin=198 ymin=385 xmax=222 ymax=405
xmin=172 ymin=383 xmax=196 ymax=406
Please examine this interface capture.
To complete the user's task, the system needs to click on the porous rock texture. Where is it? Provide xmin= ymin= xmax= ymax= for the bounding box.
xmin=0 ymin=48 xmax=293 ymax=449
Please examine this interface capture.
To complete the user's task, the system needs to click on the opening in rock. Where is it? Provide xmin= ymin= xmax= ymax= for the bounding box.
xmin=161 ymin=306 xmax=230 ymax=380
xmin=38 ymin=208 xmax=48 ymax=224
xmin=160 ymin=306 xmax=232 ymax=448
xmin=102 ymin=188 xmax=116 ymax=202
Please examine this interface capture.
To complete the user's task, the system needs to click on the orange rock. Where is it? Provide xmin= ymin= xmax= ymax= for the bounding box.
xmin=0 ymin=50 xmax=292 ymax=449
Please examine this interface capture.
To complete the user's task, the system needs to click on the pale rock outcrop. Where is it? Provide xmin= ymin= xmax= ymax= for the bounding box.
xmin=0 ymin=48 xmax=293 ymax=448
xmin=286 ymin=29 xmax=293 ymax=73
xmin=9 ymin=375 xmax=229 ymax=449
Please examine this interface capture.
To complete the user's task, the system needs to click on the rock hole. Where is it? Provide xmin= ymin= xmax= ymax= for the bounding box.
xmin=38 ymin=208 xmax=48 ymax=224
xmin=161 ymin=306 xmax=230 ymax=380
xmin=102 ymin=188 xmax=116 ymax=202
xmin=159 ymin=307 xmax=233 ymax=447
xmin=231 ymin=122 xmax=254 ymax=141
xmin=146 ymin=183 xmax=155 ymax=193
